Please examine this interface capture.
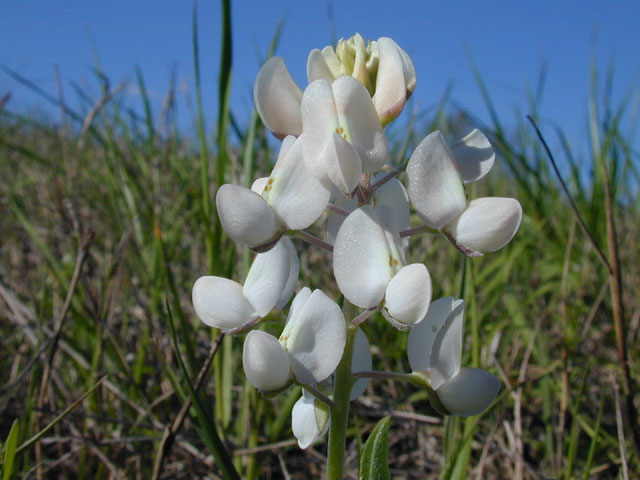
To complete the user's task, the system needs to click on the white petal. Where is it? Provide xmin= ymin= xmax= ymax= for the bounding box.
xmin=333 ymin=206 xmax=396 ymax=308
xmin=307 ymin=48 xmax=336 ymax=84
xmin=251 ymin=177 xmax=269 ymax=195
xmin=285 ymin=287 xmax=312 ymax=326
xmin=216 ymin=184 xmax=282 ymax=248
xmin=326 ymin=192 xmax=357 ymax=244
xmin=406 ymin=131 xmax=467 ymax=229
xmin=326 ymin=133 xmax=362 ymax=194
xmin=243 ymin=238 xmax=295 ymax=317
xmin=384 ymin=263 xmax=432 ymax=326
xmin=451 ymin=129 xmax=495 ymax=183
xmin=276 ymin=238 xmax=299 ymax=308
xmin=253 ymin=57 xmax=302 ymax=138
xmin=407 ymin=297 xmax=458 ymax=372
xmin=430 ymin=300 xmax=464 ymax=389
xmin=292 ymin=392 xmax=330 ymax=449
xmin=445 ymin=197 xmax=523 ymax=253
xmin=436 ymin=367 xmax=500 ymax=416
xmin=372 ymin=177 xmax=410 ymax=233
xmin=321 ymin=45 xmax=343 ymax=78
xmin=264 ymin=135 xmax=331 ymax=230
xmin=301 ymin=79 xmax=339 ymax=181
xmin=192 ymin=276 xmax=258 ymax=329
xmin=350 ymin=328 xmax=372 ymax=400
xmin=280 ymin=289 xmax=346 ymax=385
xmin=243 ymin=330 xmax=292 ymax=392
xmin=332 ymin=76 xmax=388 ymax=173
xmin=350 ymin=33 xmax=370 ymax=89
xmin=372 ymin=176 xmax=410 ymax=251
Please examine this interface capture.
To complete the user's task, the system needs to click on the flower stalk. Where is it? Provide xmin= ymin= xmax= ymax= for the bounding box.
xmin=326 ymin=320 xmax=357 ymax=480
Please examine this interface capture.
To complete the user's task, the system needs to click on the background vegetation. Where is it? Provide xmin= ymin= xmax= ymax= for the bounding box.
xmin=1 ymin=4 xmax=639 ymax=479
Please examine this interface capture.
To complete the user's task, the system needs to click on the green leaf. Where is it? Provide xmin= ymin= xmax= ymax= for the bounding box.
xmin=359 ymin=416 xmax=391 ymax=480
xmin=1 ymin=419 xmax=19 ymax=480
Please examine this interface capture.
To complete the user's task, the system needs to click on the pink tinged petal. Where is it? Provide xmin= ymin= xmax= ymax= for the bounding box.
xmin=333 ymin=206 xmax=395 ymax=308
xmin=444 ymin=197 xmax=523 ymax=253
xmin=326 ymin=192 xmax=357 ymax=244
xmin=407 ymin=297 xmax=459 ymax=372
xmin=350 ymin=328 xmax=372 ymax=400
xmin=280 ymin=289 xmax=346 ymax=385
xmin=326 ymin=133 xmax=362 ymax=194
xmin=192 ymin=276 xmax=258 ymax=330
xmin=243 ymin=238 xmax=295 ymax=317
xmin=301 ymin=79 xmax=339 ymax=181
xmin=292 ymin=392 xmax=331 ymax=449
xmin=243 ymin=330 xmax=292 ymax=392
xmin=332 ymin=76 xmax=388 ymax=173
xmin=429 ymin=300 xmax=465 ymax=389
xmin=384 ymin=263 xmax=432 ymax=326
xmin=372 ymin=38 xmax=413 ymax=125
xmin=451 ymin=129 xmax=495 ymax=183
xmin=397 ymin=43 xmax=417 ymax=96
xmin=435 ymin=367 xmax=500 ymax=417
xmin=406 ymin=131 xmax=467 ymax=229
xmin=216 ymin=184 xmax=283 ymax=248
xmin=307 ymin=48 xmax=336 ymax=84
xmin=264 ymin=135 xmax=332 ymax=230
xmin=276 ymin=237 xmax=300 ymax=308
xmin=253 ymin=57 xmax=302 ymax=139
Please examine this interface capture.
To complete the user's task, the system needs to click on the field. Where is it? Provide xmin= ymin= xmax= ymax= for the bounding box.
xmin=1 ymin=6 xmax=639 ymax=480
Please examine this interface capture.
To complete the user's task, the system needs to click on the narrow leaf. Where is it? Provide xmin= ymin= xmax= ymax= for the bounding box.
xmin=359 ymin=416 xmax=391 ymax=480
xmin=1 ymin=419 xmax=20 ymax=480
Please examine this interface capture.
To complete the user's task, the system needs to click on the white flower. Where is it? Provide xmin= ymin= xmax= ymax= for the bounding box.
xmin=279 ymin=288 xmax=347 ymax=385
xmin=301 ymin=77 xmax=388 ymax=194
xmin=254 ymin=57 xmax=303 ymax=139
xmin=216 ymin=135 xmax=331 ymax=250
xmin=407 ymin=297 xmax=500 ymax=416
xmin=291 ymin=328 xmax=371 ymax=448
xmin=406 ymin=129 xmax=522 ymax=255
xmin=192 ymin=237 xmax=298 ymax=330
xmin=291 ymin=389 xmax=331 ymax=449
xmin=242 ymin=288 xmax=346 ymax=392
xmin=333 ymin=205 xmax=431 ymax=326
xmin=326 ymin=175 xmax=410 ymax=245
xmin=307 ymin=34 xmax=416 ymax=125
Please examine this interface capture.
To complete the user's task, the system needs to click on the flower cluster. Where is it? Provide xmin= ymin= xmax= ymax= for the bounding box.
xmin=193 ymin=34 xmax=521 ymax=449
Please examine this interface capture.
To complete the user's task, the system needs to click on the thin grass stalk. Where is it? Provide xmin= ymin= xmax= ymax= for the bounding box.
xmin=192 ymin=3 xmax=216 ymax=274
xmin=599 ymin=145 xmax=639 ymax=456
xmin=164 ymin=302 xmax=241 ymax=480
xmin=528 ymin=115 xmax=639 ymax=457
xmin=582 ymin=393 xmax=605 ymax=480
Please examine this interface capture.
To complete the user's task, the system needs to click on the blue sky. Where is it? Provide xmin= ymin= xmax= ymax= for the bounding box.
xmin=2 ymin=1 xmax=639 ymax=155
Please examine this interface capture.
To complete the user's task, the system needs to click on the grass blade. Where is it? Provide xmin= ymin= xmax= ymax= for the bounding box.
xmin=1 ymin=420 xmax=20 ymax=480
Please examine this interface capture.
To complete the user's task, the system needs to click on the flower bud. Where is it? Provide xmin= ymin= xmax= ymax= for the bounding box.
xmin=243 ymin=330 xmax=292 ymax=393
xmin=307 ymin=34 xmax=415 ymax=125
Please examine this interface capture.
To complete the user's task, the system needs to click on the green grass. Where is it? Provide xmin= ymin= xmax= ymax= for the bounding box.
xmin=1 ymin=7 xmax=639 ymax=480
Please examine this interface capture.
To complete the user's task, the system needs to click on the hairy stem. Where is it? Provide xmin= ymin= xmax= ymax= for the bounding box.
xmin=326 ymin=314 xmax=357 ymax=479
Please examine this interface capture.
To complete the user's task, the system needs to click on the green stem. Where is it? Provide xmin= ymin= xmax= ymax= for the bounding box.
xmin=326 ymin=318 xmax=357 ymax=479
